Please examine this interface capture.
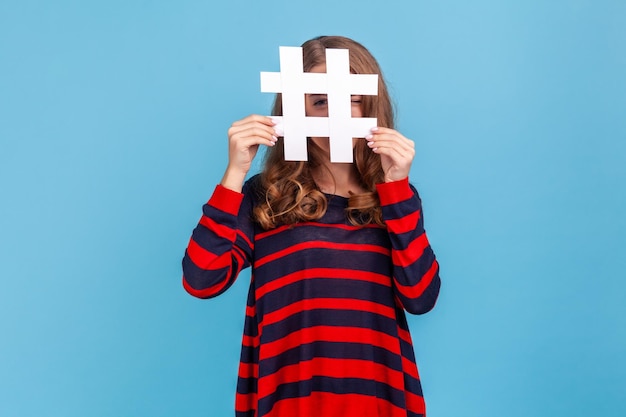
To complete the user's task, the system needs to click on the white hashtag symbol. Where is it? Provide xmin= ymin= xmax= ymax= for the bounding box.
xmin=261 ymin=46 xmax=378 ymax=163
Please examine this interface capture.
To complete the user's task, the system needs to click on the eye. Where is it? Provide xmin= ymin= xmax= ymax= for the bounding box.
xmin=351 ymin=95 xmax=363 ymax=104
xmin=308 ymin=94 xmax=328 ymax=108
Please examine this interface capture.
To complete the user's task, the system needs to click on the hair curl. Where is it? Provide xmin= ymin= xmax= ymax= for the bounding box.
xmin=253 ymin=35 xmax=395 ymax=229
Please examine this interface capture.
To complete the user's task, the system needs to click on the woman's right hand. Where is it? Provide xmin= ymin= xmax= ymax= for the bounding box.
xmin=220 ymin=115 xmax=277 ymax=192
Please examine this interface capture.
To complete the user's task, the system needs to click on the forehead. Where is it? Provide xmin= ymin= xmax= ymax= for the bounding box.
xmin=307 ymin=63 xmax=327 ymax=73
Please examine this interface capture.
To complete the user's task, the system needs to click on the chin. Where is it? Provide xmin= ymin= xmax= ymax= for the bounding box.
xmin=309 ymin=136 xmax=330 ymax=151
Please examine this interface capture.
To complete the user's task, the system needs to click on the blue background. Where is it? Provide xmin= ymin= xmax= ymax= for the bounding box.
xmin=1 ymin=1 xmax=625 ymax=416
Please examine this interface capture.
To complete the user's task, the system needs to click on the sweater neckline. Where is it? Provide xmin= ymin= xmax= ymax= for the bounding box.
xmin=324 ymin=193 xmax=349 ymax=207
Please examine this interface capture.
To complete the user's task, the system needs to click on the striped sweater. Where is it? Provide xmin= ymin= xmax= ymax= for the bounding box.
xmin=182 ymin=175 xmax=441 ymax=417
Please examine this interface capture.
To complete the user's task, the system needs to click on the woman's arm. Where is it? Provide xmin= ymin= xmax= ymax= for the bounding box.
xmin=367 ymin=127 xmax=440 ymax=314
xmin=182 ymin=183 xmax=255 ymax=299
xmin=377 ymin=178 xmax=441 ymax=314
xmin=221 ymin=115 xmax=277 ymax=192
xmin=182 ymin=115 xmax=276 ymax=298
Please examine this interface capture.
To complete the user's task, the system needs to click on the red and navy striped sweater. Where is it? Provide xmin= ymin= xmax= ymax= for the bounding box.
xmin=182 ymin=176 xmax=441 ymax=417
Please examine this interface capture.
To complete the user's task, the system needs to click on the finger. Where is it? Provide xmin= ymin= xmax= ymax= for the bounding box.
xmin=370 ymin=127 xmax=414 ymax=148
xmin=229 ymin=123 xmax=278 ymax=141
xmin=231 ymin=114 xmax=275 ymax=127
xmin=370 ymin=127 xmax=404 ymax=138
xmin=233 ymin=127 xmax=278 ymax=148
xmin=234 ymin=125 xmax=277 ymax=139
xmin=229 ymin=119 xmax=276 ymax=134
xmin=368 ymin=139 xmax=415 ymax=166
xmin=371 ymin=144 xmax=413 ymax=163
xmin=372 ymin=133 xmax=414 ymax=151
xmin=366 ymin=135 xmax=415 ymax=156
xmin=372 ymin=129 xmax=413 ymax=146
xmin=237 ymin=136 xmax=276 ymax=148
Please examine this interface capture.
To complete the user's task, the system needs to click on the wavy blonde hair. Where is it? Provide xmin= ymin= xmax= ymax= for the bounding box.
xmin=253 ymin=35 xmax=395 ymax=229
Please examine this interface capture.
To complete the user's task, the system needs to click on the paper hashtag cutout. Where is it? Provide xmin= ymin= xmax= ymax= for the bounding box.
xmin=261 ymin=46 xmax=378 ymax=163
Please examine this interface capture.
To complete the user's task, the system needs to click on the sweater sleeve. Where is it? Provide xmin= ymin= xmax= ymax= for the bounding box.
xmin=376 ymin=177 xmax=441 ymax=315
xmin=182 ymin=182 xmax=256 ymax=299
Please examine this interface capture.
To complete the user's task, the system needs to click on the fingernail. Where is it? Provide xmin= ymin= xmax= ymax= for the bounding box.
xmin=365 ymin=134 xmax=373 ymax=140
xmin=367 ymin=141 xmax=374 ymax=147
xmin=371 ymin=127 xmax=379 ymax=132
xmin=272 ymin=135 xmax=278 ymax=142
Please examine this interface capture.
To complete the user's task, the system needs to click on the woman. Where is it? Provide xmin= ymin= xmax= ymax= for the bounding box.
xmin=182 ymin=35 xmax=441 ymax=417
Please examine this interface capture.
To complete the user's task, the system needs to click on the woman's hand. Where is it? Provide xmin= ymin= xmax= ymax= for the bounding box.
xmin=220 ymin=115 xmax=277 ymax=192
xmin=366 ymin=127 xmax=415 ymax=183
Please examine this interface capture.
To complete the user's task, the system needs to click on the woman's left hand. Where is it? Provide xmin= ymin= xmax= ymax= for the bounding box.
xmin=366 ymin=127 xmax=415 ymax=183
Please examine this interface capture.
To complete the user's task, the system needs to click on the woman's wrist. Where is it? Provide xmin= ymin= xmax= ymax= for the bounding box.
xmin=220 ymin=167 xmax=247 ymax=193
